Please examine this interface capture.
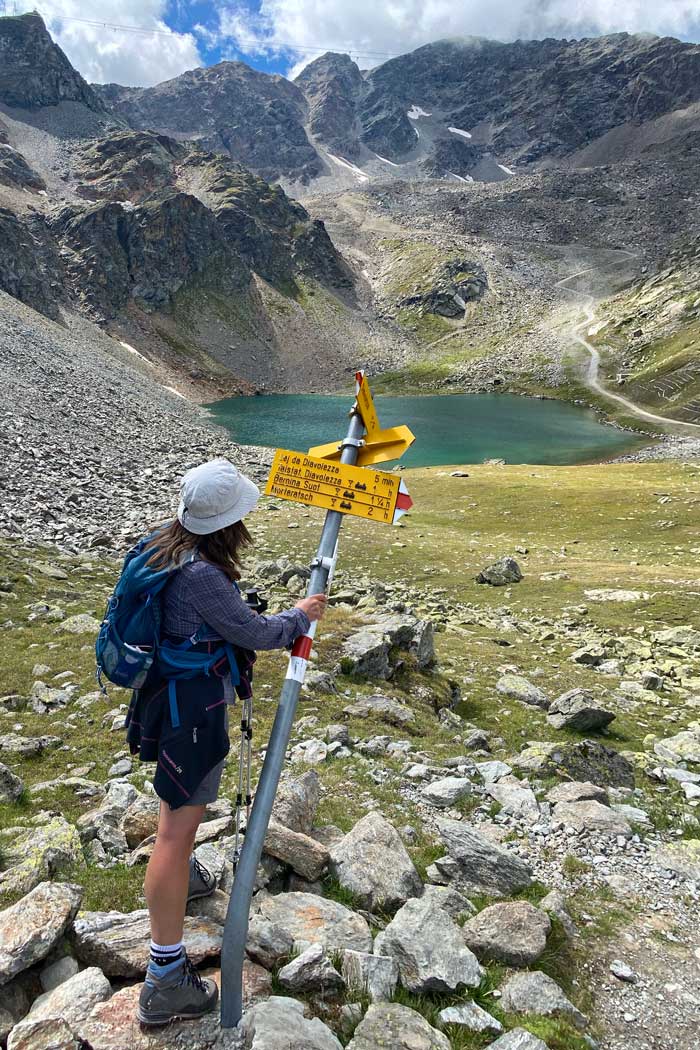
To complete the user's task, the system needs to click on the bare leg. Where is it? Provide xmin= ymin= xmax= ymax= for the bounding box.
xmin=144 ymin=801 xmax=206 ymax=946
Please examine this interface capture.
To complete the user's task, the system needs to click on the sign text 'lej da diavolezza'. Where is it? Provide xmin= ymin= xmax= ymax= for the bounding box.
xmin=265 ymin=449 xmax=411 ymax=524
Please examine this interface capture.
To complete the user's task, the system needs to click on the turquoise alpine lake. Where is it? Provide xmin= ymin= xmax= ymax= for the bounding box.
xmin=206 ymin=392 xmax=641 ymax=467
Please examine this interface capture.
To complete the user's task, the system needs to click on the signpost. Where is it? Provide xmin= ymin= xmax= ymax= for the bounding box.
xmin=220 ymin=372 xmax=414 ymax=1028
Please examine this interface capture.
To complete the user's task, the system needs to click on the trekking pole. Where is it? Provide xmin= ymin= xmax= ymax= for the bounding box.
xmin=220 ymin=404 xmax=366 ymax=1028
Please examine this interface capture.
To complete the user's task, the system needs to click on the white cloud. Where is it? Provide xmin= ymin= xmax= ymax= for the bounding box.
xmin=218 ymin=0 xmax=700 ymax=76
xmin=20 ymin=1 xmax=201 ymax=86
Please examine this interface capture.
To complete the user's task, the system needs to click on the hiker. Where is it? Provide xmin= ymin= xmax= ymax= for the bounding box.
xmin=123 ymin=458 xmax=327 ymax=1025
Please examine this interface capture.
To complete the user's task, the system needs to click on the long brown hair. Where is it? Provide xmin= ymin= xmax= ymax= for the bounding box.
xmin=145 ymin=519 xmax=253 ymax=581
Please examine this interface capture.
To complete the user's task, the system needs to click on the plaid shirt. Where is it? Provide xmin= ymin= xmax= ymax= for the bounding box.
xmin=163 ymin=560 xmax=309 ymax=652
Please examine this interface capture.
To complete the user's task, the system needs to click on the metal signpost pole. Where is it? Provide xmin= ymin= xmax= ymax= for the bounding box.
xmin=220 ymin=407 xmax=366 ymax=1028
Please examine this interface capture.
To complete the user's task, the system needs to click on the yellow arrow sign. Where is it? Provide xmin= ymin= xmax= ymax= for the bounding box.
xmin=355 ymin=370 xmax=380 ymax=439
xmin=265 ymin=449 xmax=411 ymax=524
xmin=309 ymin=424 xmax=415 ymax=467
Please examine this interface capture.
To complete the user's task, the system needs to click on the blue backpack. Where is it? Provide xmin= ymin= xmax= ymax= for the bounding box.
xmin=96 ymin=532 xmax=240 ymax=693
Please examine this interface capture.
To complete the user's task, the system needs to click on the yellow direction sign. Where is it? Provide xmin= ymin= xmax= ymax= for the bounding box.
xmin=309 ymin=424 xmax=415 ymax=467
xmin=266 ymin=449 xmax=412 ymax=524
xmin=355 ymin=370 xmax=380 ymax=439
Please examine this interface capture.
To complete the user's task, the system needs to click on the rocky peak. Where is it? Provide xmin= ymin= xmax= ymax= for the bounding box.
xmin=296 ymin=53 xmax=364 ymax=157
xmin=0 ymin=12 xmax=102 ymax=110
xmin=92 ymin=60 xmax=321 ymax=184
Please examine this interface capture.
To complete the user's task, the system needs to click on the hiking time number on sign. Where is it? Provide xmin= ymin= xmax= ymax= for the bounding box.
xmin=266 ymin=449 xmax=412 ymax=524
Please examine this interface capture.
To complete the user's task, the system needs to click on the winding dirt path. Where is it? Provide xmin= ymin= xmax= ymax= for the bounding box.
xmin=557 ymin=251 xmax=700 ymax=431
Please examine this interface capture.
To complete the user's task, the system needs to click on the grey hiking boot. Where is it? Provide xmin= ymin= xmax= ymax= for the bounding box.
xmin=187 ymin=855 xmax=216 ymax=902
xmin=138 ymin=953 xmax=218 ymax=1026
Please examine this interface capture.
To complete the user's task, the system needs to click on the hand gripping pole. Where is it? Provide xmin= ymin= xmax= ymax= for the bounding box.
xmin=220 ymin=407 xmax=366 ymax=1028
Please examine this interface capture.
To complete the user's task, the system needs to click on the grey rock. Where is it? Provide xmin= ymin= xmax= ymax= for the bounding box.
xmin=341 ymin=950 xmax=398 ymax=1002
xmin=500 ymin=970 xmax=587 ymax=1029
xmin=437 ymin=819 xmax=532 ymax=896
xmin=40 ymin=955 xmax=79 ymax=993
xmin=374 ymin=895 xmax=483 ymax=994
xmin=420 ymin=884 xmax=476 ymax=919
xmin=421 ymin=777 xmax=472 ymax=808
xmin=24 ymin=966 xmax=111 ymax=1028
xmin=277 ymin=943 xmax=345 ymax=995
xmin=107 ymin=758 xmax=132 ymax=778
xmin=6 ymin=1018 xmax=83 ymax=1050
xmin=343 ymin=695 xmax=415 ymax=728
xmin=539 ymin=891 xmax=577 ymax=940
xmin=516 ymin=740 xmax=635 ymax=789
xmin=546 ymin=781 xmax=609 ymax=806
xmin=653 ymin=722 xmax=700 ymax=765
xmin=496 ymin=675 xmax=549 ymax=709
xmin=476 ymin=557 xmax=523 ymax=586
xmin=245 ymin=917 xmax=294 ymax=969
xmin=547 ymin=689 xmax=615 ymax=731
xmin=552 ymin=800 xmax=632 ymax=838
xmin=0 ymin=735 xmax=62 ymax=758
xmin=263 ymin=819 xmax=330 ymax=881
xmin=462 ymin=901 xmax=551 ymax=966
xmin=346 ymin=1003 xmax=450 ymax=1050
xmin=437 ymin=1001 xmax=503 ymax=1034
xmin=240 ymin=995 xmax=343 ymax=1050
xmin=0 ymin=762 xmax=24 ymax=803
xmin=610 ymin=959 xmax=638 ymax=982
xmin=652 ymin=839 xmax=700 ymax=881
xmin=329 ymin=811 xmax=422 ymax=911
xmin=272 ymin=771 xmax=320 ymax=835
xmin=255 ymin=892 xmax=372 ymax=953
xmin=487 ymin=1029 xmax=550 ymax=1050
xmin=477 ymin=760 xmax=513 ymax=784
xmin=487 ymin=776 xmax=540 ymax=819
xmin=0 ymin=816 xmax=83 ymax=897
xmin=71 ymin=909 xmax=221 ymax=977
xmin=0 ymin=882 xmax=82 ymax=986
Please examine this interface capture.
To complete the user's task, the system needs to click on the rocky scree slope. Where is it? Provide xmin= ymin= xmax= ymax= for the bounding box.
xmin=95 ymin=32 xmax=700 ymax=188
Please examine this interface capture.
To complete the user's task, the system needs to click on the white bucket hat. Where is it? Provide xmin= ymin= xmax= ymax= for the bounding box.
xmin=177 ymin=458 xmax=260 ymax=535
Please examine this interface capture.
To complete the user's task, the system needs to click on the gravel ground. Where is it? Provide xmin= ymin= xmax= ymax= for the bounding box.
xmin=0 ymin=291 xmax=271 ymax=553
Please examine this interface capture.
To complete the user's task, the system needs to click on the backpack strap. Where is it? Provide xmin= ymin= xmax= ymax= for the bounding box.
xmin=168 ymin=680 xmax=180 ymax=729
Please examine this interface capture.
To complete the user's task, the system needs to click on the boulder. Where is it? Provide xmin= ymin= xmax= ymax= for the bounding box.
xmin=0 ymin=735 xmax=61 ymax=758
xmin=6 ymin=1018 xmax=82 ymax=1050
xmin=245 ymin=917 xmax=295 ymax=969
xmin=341 ymin=615 xmax=435 ymax=679
xmin=277 ymin=943 xmax=345 ymax=995
xmin=477 ymin=760 xmax=512 ymax=783
xmin=461 ymin=902 xmax=551 ymax=966
xmin=653 ymin=722 xmax=700 ymax=765
xmin=652 ymin=840 xmax=700 ymax=882
xmin=255 ymin=892 xmax=372 ymax=953
xmin=486 ymin=777 xmax=540 ymax=819
xmin=373 ymin=896 xmax=483 ymax=994
xmin=341 ymin=950 xmax=398 ymax=1002
xmin=0 ymin=817 xmax=83 ymax=897
xmin=499 ymin=970 xmax=587 ymax=1029
xmin=437 ymin=820 xmax=532 ymax=896
xmin=476 ymin=558 xmax=523 ymax=586
xmin=421 ymin=777 xmax=473 ymax=808
xmin=652 ymin=626 xmax=700 ymax=649
xmin=437 ymin=1001 xmax=503 ymax=1034
xmin=545 ymin=781 xmax=609 ymax=806
xmin=546 ymin=689 xmax=615 ymax=732
xmin=58 ymin=613 xmax=101 ymax=634
xmin=329 ymin=812 xmax=422 ymax=911
xmin=347 ymin=1003 xmax=450 ymax=1050
xmin=419 ymin=884 xmax=476 ymax=919
xmin=290 ymin=740 xmax=328 ymax=765
xmin=40 ymin=955 xmax=79 ymax=993
xmin=496 ymin=675 xmax=548 ymax=709
xmin=240 ymin=995 xmax=343 ymax=1050
xmin=71 ymin=910 xmax=222 ymax=977
xmin=539 ymin=890 xmax=577 ymax=940
xmin=21 ymin=966 xmax=111 ymax=1030
xmin=517 ymin=740 xmax=635 ymax=789
xmin=0 ymin=882 xmax=82 ymax=985
xmin=343 ymin=695 xmax=415 ymax=728
xmin=0 ymin=763 xmax=24 ymax=803
xmin=263 ymin=819 xmax=330 ymax=881
xmin=487 ymin=1030 xmax=550 ymax=1050
xmin=552 ymin=800 xmax=632 ymax=838
xmin=122 ymin=794 xmax=160 ymax=848
xmin=272 ymin=771 xmax=320 ymax=835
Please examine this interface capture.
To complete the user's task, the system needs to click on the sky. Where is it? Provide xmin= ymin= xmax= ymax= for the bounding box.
xmin=12 ymin=0 xmax=700 ymax=87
